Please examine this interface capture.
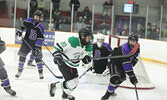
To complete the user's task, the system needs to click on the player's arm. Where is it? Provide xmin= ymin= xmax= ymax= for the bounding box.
xmin=32 ymin=25 xmax=44 ymax=57
xmin=16 ymin=18 xmax=32 ymax=37
xmin=53 ymin=37 xmax=76 ymax=65
xmin=82 ymin=44 xmax=92 ymax=65
xmin=131 ymin=47 xmax=140 ymax=67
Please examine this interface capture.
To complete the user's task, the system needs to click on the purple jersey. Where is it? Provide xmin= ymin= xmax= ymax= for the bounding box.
xmin=22 ymin=18 xmax=44 ymax=48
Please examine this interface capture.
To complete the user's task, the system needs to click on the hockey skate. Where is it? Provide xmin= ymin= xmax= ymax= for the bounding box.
xmin=39 ymin=73 xmax=44 ymax=79
xmin=27 ymin=60 xmax=35 ymax=67
xmin=4 ymin=87 xmax=16 ymax=96
xmin=49 ymin=83 xmax=56 ymax=97
xmin=62 ymin=91 xmax=75 ymax=100
xmin=101 ymin=91 xmax=117 ymax=100
xmin=15 ymin=69 xmax=23 ymax=78
xmin=38 ymin=69 xmax=44 ymax=79
xmin=49 ymin=81 xmax=60 ymax=97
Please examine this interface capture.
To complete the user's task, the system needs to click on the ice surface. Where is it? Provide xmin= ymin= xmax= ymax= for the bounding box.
xmin=0 ymin=47 xmax=167 ymax=100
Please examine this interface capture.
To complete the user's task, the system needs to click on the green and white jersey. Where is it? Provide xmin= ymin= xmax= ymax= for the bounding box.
xmin=53 ymin=36 xmax=92 ymax=68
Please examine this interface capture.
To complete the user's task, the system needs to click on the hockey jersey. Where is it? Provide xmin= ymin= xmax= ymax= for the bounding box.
xmin=93 ymin=43 xmax=112 ymax=74
xmin=21 ymin=18 xmax=44 ymax=49
xmin=53 ymin=36 xmax=92 ymax=68
xmin=110 ymin=42 xmax=140 ymax=75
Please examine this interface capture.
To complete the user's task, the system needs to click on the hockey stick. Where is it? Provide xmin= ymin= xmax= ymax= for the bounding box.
xmin=79 ymin=67 xmax=92 ymax=79
xmin=64 ymin=43 xmax=140 ymax=61
xmin=43 ymin=43 xmax=54 ymax=57
xmin=22 ymin=38 xmax=63 ymax=79
xmin=134 ymin=83 xmax=139 ymax=100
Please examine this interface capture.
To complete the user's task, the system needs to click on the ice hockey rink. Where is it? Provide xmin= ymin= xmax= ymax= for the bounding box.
xmin=0 ymin=47 xmax=167 ymax=100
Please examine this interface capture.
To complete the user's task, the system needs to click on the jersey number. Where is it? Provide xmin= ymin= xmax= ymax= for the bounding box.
xmin=94 ymin=50 xmax=101 ymax=58
xmin=29 ymin=29 xmax=37 ymax=40
xmin=60 ymin=41 xmax=67 ymax=47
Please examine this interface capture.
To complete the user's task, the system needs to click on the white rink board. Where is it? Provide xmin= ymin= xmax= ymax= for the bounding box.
xmin=0 ymin=27 xmax=167 ymax=63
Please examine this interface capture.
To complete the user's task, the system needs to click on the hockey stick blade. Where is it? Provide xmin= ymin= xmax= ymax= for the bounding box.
xmin=79 ymin=67 xmax=92 ymax=79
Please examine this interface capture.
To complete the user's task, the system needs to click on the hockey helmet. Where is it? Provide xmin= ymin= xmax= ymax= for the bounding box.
xmin=128 ymin=33 xmax=138 ymax=42
xmin=33 ymin=10 xmax=43 ymax=23
xmin=128 ymin=33 xmax=138 ymax=49
xmin=78 ymin=28 xmax=92 ymax=46
xmin=96 ymin=33 xmax=105 ymax=48
xmin=34 ymin=10 xmax=43 ymax=18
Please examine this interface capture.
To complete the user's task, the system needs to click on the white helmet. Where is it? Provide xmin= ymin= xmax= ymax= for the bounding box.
xmin=96 ymin=33 xmax=105 ymax=48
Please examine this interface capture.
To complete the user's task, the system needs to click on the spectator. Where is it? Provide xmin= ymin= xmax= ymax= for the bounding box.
xmin=86 ymin=20 xmax=97 ymax=32
xmin=38 ymin=0 xmax=45 ymax=11
xmin=155 ymin=27 xmax=164 ymax=39
xmin=99 ymin=21 xmax=109 ymax=34
xmin=82 ymin=6 xmax=92 ymax=22
xmin=69 ymin=0 xmax=80 ymax=23
xmin=137 ymin=23 xmax=145 ymax=38
xmin=52 ymin=0 xmax=61 ymax=11
xmin=115 ymin=24 xmax=122 ymax=36
xmin=61 ymin=18 xmax=70 ymax=24
xmin=40 ymin=17 xmax=48 ymax=30
xmin=44 ymin=9 xmax=50 ymax=21
xmin=120 ymin=24 xmax=129 ymax=36
xmin=103 ymin=1 xmax=112 ymax=17
xmin=0 ymin=0 xmax=6 ymax=14
xmin=147 ymin=23 xmax=156 ymax=39
xmin=48 ymin=18 xmax=55 ymax=31
xmin=152 ymin=23 xmax=157 ymax=32
xmin=52 ymin=10 xmax=62 ymax=30
xmin=9 ymin=13 xmax=15 ymax=28
xmin=16 ymin=16 xmax=24 ymax=28
xmin=165 ymin=26 xmax=167 ymax=37
xmin=59 ymin=19 xmax=70 ymax=32
xmin=30 ymin=0 xmax=38 ymax=17
xmin=75 ymin=16 xmax=86 ymax=32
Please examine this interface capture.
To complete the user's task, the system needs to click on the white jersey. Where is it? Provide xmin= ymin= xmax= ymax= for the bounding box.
xmin=53 ymin=36 xmax=92 ymax=68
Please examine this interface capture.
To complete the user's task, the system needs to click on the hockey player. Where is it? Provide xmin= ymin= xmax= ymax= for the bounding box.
xmin=49 ymin=28 xmax=92 ymax=100
xmin=15 ymin=10 xmax=45 ymax=79
xmin=101 ymin=34 xmax=140 ymax=100
xmin=0 ymin=38 xmax=16 ymax=96
xmin=93 ymin=33 xmax=112 ymax=74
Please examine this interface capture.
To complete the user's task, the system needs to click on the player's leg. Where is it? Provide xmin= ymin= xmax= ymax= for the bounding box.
xmin=15 ymin=42 xmax=30 ymax=78
xmin=101 ymin=64 xmax=125 ymax=100
xmin=34 ymin=50 xmax=43 ymax=79
xmin=49 ymin=62 xmax=78 ymax=100
xmin=35 ymin=57 xmax=44 ymax=79
xmin=0 ymin=58 xmax=16 ymax=96
xmin=27 ymin=53 xmax=35 ymax=67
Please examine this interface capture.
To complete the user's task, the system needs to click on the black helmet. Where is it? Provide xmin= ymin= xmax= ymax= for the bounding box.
xmin=33 ymin=10 xmax=43 ymax=24
xmin=78 ymin=28 xmax=92 ymax=46
xmin=34 ymin=10 xmax=43 ymax=18
xmin=128 ymin=33 xmax=138 ymax=42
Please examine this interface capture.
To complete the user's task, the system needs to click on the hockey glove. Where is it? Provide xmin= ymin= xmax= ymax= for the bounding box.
xmin=16 ymin=29 xmax=22 ymax=37
xmin=32 ymin=48 xmax=41 ymax=57
xmin=82 ymin=55 xmax=91 ymax=64
xmin=0 ymin=39 xmax=6 ymax=54
xmin=53 ymin=51 xmax=63 ymax=66
xmin=129 ymin=75 xmax=138 ymax=85
xmin=131 ymin=57 xmax=138 ymax=67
